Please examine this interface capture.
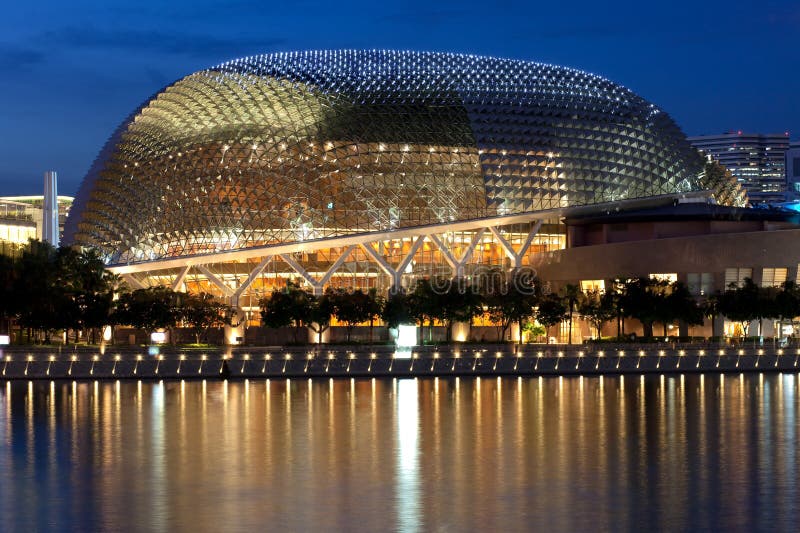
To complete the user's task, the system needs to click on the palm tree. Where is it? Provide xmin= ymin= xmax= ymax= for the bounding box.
xmin=562 ymin=283 xmax=582 ymax=344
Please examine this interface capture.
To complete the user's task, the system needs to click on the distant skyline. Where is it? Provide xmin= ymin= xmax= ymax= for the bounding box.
xmin=1 ymin=0 xmax=798 ymax=196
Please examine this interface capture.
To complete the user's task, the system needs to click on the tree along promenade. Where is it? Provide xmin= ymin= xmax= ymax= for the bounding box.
xmin=2 ymin=343 xmax=799 ymax=380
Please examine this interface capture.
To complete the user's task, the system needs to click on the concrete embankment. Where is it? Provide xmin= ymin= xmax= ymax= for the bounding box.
xmin=1 ymin=345 xmax=799 ymax=380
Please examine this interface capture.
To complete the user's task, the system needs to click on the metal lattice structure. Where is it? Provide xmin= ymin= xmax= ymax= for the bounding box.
xmin=65 ymin=50 xmax=746 ymax=267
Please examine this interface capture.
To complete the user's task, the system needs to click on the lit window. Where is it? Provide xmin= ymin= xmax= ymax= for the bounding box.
xmin=580 ymin=280 xmax=605 ymax=292
xmin=649 ymin=273 xmax=677 ymax=283
xmin=724 ymin=268 xmax=752 ymax=288
xmin=761 ymin=268 xmax=787 ymax=288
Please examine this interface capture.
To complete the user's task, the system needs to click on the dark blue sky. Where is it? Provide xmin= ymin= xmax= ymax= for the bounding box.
xmin=1 ymin=0 xmax=797 ymax=196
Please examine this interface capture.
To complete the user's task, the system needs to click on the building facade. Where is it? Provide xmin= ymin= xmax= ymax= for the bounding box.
xmin=786 ymin=142 xmax=800 ymax=200
xmin=688 ymin=131 xmax=791 ymax=205
xmin=64 ymin=50 xmax=748 ymax=340
xmin=535 ymin=202 xmax=800 ymax=340
xmin=0 ymin=195 xmax=72 ymax=256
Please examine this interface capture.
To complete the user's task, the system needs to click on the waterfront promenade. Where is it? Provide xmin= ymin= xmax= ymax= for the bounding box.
xmin=1 ymin=343 xmax=799 ymax=380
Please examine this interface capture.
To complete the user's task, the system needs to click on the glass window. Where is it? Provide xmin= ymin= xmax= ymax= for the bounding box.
xmin=725 ymin=268 xmax=752 ymax=288
xmin=700 ymin=273 xmax=714 ymax=295
xmin=580 ymin=279 xmax=605 ymax=292
xmin=687 ymin=273 xmax=714 ymax=295
xmin=762 ymin=267 xmax=787 ymax=288
xmin=649 ymin=273 xmax=677 ymax=283
xmin=686 ymin=273 xmax=700 ymax=294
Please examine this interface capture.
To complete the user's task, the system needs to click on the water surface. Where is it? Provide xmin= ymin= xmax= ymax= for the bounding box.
xmin=1 ymin=374 xmax=799 ymax=531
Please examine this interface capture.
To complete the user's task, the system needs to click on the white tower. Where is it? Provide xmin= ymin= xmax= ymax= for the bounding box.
xmin=43 ymin=171 xmax=59 ymax=246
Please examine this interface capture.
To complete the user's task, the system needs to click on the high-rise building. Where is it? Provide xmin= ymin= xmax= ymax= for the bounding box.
xmin=688 ymin=132 xmax=790 ymax=205
xmin=43 ymin=171 xmax=59 ymax=246
xmin=786 ymin=142 xmax=800 ymax=200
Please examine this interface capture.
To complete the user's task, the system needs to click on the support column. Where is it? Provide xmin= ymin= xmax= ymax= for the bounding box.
xmin=196 ymin=265 xmax=234 ymax=297
xmin=224 ymin=319 xmax=246 ymax=345
xmin=489 ymin=221 xmax=541 ymax=268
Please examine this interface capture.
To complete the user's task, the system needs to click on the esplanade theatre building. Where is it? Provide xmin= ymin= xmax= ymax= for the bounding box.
xmin=65 ymin=50 xmax=800 ymax=339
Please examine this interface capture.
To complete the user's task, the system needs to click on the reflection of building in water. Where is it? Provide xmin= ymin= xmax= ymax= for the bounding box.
xmin=2 ymin=376 xmax=799 ymax=530
xmin=396 ymin=379 xmax=420 ymax=531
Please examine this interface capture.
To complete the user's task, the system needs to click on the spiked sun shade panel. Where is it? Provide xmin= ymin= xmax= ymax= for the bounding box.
xmin=65 ymin=50 xmax=746 ymax=265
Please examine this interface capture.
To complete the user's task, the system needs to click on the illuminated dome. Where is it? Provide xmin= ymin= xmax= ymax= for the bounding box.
xmin=65 ymin=50 xmax=745 ymax=264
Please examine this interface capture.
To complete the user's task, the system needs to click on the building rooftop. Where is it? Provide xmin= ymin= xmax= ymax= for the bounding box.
xmin=564 ymin=202 xmax=800 ymax=226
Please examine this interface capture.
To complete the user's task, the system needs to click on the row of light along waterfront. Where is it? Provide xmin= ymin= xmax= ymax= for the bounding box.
xmin=1 ymin=345 xmax=799 ymax=380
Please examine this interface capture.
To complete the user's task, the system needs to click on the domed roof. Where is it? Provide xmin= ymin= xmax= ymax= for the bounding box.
xmin=65 ymin=50 xmax=746 ymax=264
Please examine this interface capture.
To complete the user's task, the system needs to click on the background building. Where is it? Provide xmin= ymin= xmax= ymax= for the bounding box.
xmin=0 ymin=195 xmax=72 ymax=256
xmin=786 ymin=142 xmax=800 ymax=201
xmin=689 ymin=131 xmax=791 ymax=205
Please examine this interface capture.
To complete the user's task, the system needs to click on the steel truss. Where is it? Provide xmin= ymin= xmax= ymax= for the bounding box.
xmin=109 ymin=194 xmax=695 ymax=311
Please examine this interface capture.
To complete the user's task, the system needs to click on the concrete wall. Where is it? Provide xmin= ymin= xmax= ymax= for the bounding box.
xmin=533 ymin=227 xmax=800 ymax=292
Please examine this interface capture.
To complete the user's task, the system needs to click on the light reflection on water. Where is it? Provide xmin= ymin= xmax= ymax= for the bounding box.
xmin=0 ymin=374 xmax=799 ymax=531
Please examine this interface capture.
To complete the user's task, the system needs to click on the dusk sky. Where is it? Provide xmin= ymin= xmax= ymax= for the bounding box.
xmin=1 ymin=0 xmax=797 ymax=196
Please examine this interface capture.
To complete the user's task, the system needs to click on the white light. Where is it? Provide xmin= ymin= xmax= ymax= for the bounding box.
xmin=150 ymin=331 xmax=167 ymax=344
xmin=0 ymin=335 xmax=9 ymax=345
xmin=396 ymin=325 xmax=417 ymax=353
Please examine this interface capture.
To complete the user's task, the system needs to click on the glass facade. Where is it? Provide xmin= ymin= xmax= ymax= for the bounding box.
xmin=65 ymin=50 xmax=746 ymax=266
xmin=689 ymin=132 xmax=790 ymax=204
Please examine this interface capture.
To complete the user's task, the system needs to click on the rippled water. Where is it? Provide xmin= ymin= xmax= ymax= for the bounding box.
xmin=1 ymin=374 xmax=799 ymax=531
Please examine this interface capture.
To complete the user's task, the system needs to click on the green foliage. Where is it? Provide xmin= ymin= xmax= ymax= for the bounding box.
xmin=1 ymin=240 xmax=118 ymax=343
xmin=409 ymin=277 xmax=484 ymax=342
xmin=523 ymin=322 xmax=546 ymax=341
xmin=579 ymin=289 xmax=616 ymax=339
xmin=307 ymin=290 xmax=336 ymax=344
xmin=775 ymin=281 xmax=800 ymax=320
xmin=663 ymin=281 xmax=703 ymax=335
xmin=619 ymin=277 xmax=667 ymax=337
xmin=0 ymin=254 xmax=18 ymax=333
xmin=113 ymin=286 xmax=183 ymax=335
xmin=181 ymin=292 xmax=231 ymax=344
xmin=381 ymin=290 xmax=415 ymax=329
xmin=535 ymin=293 xmax=567 ymax=336
xmin=483 ymin=268 xmax=540 ymax=343
xmin=329 ymin=288 xmax=383 ymax=342
xmin=561 ymin=283 xmax=583 ymax=344
xmin=259 ymin=281 xmax=312 ymax=343
xmin=718 ymin=278 xmax=760 ymax=335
